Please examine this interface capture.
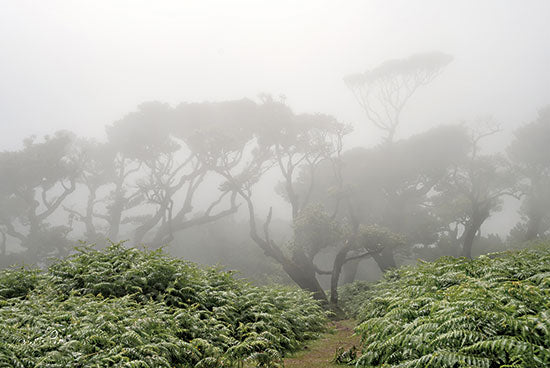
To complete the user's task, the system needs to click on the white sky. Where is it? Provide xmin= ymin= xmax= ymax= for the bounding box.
xmin=1 ymin=0 xmax=549 ymax=152
xmin=1 ymin=0 xmax=549 ymax=236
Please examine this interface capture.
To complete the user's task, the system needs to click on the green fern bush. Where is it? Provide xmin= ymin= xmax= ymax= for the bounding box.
xmin=352 ymin=245 xmax=550 ymax=367
xmin=0 ymin=243 xmax=327 ymax=367
xmin=0 ymin=266 xmax=40 ymax=299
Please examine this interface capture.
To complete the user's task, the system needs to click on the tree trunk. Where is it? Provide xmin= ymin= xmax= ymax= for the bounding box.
xmin=239 ymin=192 xmax=328 ymax=303
xmin=372 ymin=247 xmax=396 ymax=272
xmin=289 ymin=250 xmax=328 ymax=302
xmin=134 ymin=207 xmax=166 ymax=245
xmin=106 ymin=190 xmax=124 ymax=242
xmin=83 ymin=186 xmax=98 ymax=240
xmin=0 ymin=232 xmax=6 ymax=257
xmin=461 ymin=208 xmax=489 ymax=258
xmin=341 ymin=258 xmax=360 ymax=284
xmin=330 ymin=246 xmax=351 ymax=306
xmin=461 ymin=223 xmax=477 ymax=259
xmin=26 ymin=215 xmax=41 ymax=253
xmin=525 ymin=214 xmax=542 ymax=242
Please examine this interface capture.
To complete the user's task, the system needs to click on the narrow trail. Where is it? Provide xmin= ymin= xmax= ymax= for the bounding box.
xmin=284 ymin=319 xmax=360 ymax=367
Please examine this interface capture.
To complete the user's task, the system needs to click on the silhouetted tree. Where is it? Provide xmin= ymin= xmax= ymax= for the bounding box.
xmin=297 ymin=125 xmax=469 ymax=273
xmin=196 ymin=97 xmax=364 ymax=304
xmin=0 ymin=131 xmax=78 ymax=261
xmin=344 ymin=52 xmax=452 ymax=142
xmin=436 ymin=125 xmax=518 ymax=258
xmin=508 ymin=106 xmax=550 ymax=241
xmin=70 ymin=102 xmax=240 ymax=247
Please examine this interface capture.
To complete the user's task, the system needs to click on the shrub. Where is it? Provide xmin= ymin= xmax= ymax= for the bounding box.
xmin=0 ymin=266 xmax=41 ymax=299
xmin=353 ymin=245 xmax=550 ymax=367
xmin=334 ymin=280 xmax=371 ymax=318
xmin=0 ymin=243 xmax=328 ymax=367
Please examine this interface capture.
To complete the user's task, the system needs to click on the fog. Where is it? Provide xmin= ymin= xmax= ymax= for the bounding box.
xmin=2 ymin=1 xmax=550 ymax=147
xmin=1 ymin=1 xmax=550 ymax=291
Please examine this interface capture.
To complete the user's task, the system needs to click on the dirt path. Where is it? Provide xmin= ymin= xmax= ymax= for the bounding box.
xmin=284 ymin=319 xmax=360 ymax=367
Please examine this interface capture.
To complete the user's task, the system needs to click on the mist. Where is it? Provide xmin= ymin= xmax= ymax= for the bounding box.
xmin=4 ymin=3 xmax=550 ymax=366
xmin=2 ymin=1 xmax=549 ymax=145
xmin=2 ymin=0 xmax=550 ymax=290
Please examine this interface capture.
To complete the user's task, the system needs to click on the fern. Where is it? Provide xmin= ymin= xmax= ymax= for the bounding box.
xmin=348 ymin=244 xmax=550 ymax=367
xmin=0 ymin=243 xmax=328 ymax=367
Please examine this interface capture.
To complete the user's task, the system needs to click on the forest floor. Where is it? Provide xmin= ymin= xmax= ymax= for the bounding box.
xmin=283 ymin=319 xmax=360 ymax=367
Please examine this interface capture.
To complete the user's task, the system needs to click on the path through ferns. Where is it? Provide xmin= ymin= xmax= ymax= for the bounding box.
xmin=283 ymin=319 xmax=360 ymax=367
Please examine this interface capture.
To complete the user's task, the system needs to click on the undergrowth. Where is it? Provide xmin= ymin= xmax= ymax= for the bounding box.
xmin=347 ymin=244 xmax=550 ymax=367
xmin=0 ymin=243 xmax=328 ymax=367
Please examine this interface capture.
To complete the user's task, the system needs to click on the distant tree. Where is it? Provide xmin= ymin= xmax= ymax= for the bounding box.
xmin=194 ymin=97 xmax=471 ymax=308
xmin=195 ymin=97 xmax=371 ymax=305
xmin=110 ymin=101 xmax=237 ymax=246
xmin=0 ymin=132 xmax=78 ymax=261
xmin=344 ymin=52 xmax=453 ymax=142
xmin=297 ymin=125 xmax=469 ymax=273
xmin=507 ymin=106 xmax=550 ymax=241
xmin=329 ymin=224 xmax=403 ymax=307
xmin=66 ymin=135 xmax=144 ymax=244
xmin=435 ymin=125 xmax=518 ymax=258
xmin=64 ymin=139 xmax=115 ymax=242
xmin=69 ymin=102 xmax=240 ymax=247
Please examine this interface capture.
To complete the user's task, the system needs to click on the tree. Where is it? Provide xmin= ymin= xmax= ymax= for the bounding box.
xmin=344 ymin=52 xmax=453 ymax=142
xmin=66 ymin=134 xmax=145 ymax=244
xmin=192 ymin=97 xmax=364 ymax=305
xmin=112 ymin=102 xmax=240 ymax=246
xmin=329 ymin=224 xmax=403 ymax=307
xmin=64 ymin=138 xmax=117 ymax=243
xmin=0 ymin=132 xmax=78 ymax=261
xmin=436 ymin=125 xmax=518 ymax=258
xmin=69 ymin=102 xmax=240 ymax=247
xmin=507 ymin=106 xmax=550 ymax=241
xmin=296 ymin=125 xmax=469 ymax=273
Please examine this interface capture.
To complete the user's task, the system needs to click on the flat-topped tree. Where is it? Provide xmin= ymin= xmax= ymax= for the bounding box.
xmin=344 ymin=52 xmax=453 ymax=143
xmin=66 ymin=103 xmax=168 ymax=244
xmin=63 ymin=138 xmax=125 ymax=242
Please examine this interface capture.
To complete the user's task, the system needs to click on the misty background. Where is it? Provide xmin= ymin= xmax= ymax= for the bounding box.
xmin=3 ymin=1 xmax=549 ymax=147
xmin=1 ymin=1 xmax=550 ymax=291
